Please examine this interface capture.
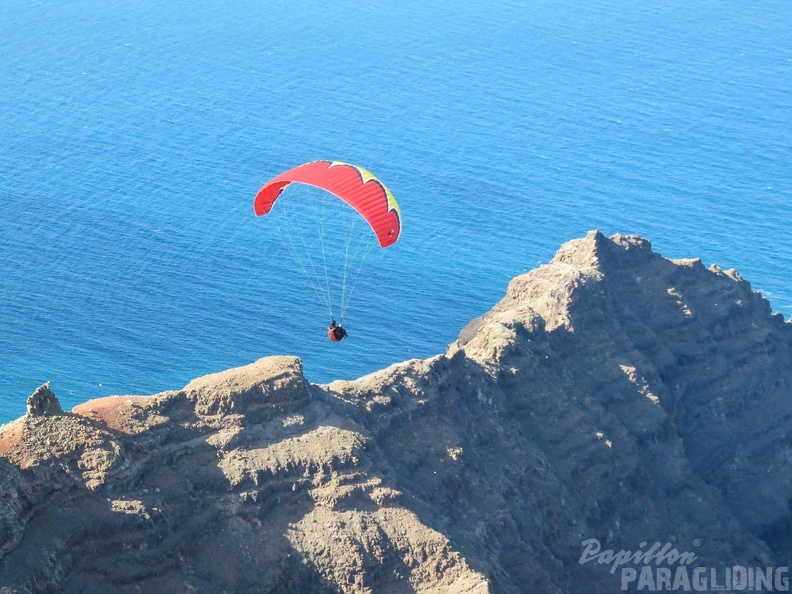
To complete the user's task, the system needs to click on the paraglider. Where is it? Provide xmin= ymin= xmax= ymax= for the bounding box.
xmin=254 ymin=161 xmax=401 ymax=341
xmin=328 ymin=319 xmax=348 ymax=342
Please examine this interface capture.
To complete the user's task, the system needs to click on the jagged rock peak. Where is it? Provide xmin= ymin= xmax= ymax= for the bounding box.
xmin=25 ymin=382 xmax=63 ymax=418
xmin=458 ymin=231 xmax=788 ymax=360
xmin=539 ymin=230 xmax=655 ymax=272
xmin=494 ymin=230 xmax=651 ymax=332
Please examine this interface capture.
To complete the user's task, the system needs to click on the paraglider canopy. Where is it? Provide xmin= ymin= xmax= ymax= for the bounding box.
xmin=254 ymin=160 xmax=401 ymax=247
xmin=254 ymin=160 xmax=402 ymax=335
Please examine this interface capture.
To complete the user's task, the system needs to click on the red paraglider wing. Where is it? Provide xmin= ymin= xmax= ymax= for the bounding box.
xmin=254 ymin=161 xmax=401 ymax=247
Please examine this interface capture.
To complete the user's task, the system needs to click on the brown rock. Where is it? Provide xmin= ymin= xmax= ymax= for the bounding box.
xmin=2 ymin=233 xmax=791 ymax=593
xmin=25 ymin=383 xmax=62 ymax=418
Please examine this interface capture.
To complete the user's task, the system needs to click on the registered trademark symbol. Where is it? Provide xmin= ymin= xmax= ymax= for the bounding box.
xmin=693 ymin=539 xmax=701 ymax=547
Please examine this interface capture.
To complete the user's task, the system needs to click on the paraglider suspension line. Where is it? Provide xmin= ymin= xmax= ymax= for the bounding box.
xmin=273 ymin=204 xmax=334 ymax=320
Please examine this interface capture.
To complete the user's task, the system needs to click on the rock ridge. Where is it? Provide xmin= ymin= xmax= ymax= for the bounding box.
xmin=1 ymin=231 xmax=791 ymax=593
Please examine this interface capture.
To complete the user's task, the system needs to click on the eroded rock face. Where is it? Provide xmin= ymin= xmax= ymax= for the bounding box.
xmin=25 ymin=384 xmax=62 ymax=418
xmin=1 ymin=232 xmax=791 ymax=593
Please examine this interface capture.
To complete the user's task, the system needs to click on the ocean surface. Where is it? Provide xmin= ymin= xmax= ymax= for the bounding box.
xmin=1 ymin=0 xmax=790 ymax=424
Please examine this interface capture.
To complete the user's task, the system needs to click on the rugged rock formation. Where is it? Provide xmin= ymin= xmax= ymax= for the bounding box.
xmin=24 ymin=384 xmax=62 ymax=418
xmin=1 ymin=231 xmax=791 ymax=593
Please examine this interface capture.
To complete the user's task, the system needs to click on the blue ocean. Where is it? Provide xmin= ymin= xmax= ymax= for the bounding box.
xmin=1 ymin=0 xmax=790 ymax=424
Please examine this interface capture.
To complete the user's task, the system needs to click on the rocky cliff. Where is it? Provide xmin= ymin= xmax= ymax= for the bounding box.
xmin=1 ymin=231 xmax=791 ymax=593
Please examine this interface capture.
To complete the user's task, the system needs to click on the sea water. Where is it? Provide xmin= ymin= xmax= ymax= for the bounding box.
xmin=1 ymin=0 xmax=790 ymax=423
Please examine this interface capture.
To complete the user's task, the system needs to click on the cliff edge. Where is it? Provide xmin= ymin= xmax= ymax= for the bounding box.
xmin=1 ymin=231 xmax=791 ymax=593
